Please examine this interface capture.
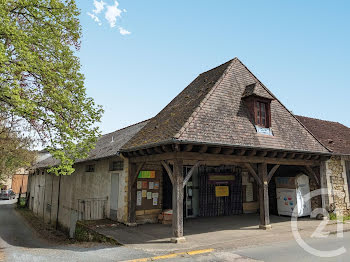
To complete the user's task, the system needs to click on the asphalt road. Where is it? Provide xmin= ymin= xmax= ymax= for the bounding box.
xmin=1 ymin=201 xmax=349 ymax=262
xmin=0 ymin=202 xmax=152 ymax=262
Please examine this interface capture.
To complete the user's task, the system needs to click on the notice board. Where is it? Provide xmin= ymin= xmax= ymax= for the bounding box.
xmin=136 ymin=170 xmax=161 ymax=210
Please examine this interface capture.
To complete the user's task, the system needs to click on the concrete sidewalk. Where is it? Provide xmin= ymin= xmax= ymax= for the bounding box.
xmin=93 ymin=214 xmax=350 ymax=254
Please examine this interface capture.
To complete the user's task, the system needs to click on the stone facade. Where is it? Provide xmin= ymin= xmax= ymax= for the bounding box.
xmin=323 ymin=156 xmax=350 ymax=216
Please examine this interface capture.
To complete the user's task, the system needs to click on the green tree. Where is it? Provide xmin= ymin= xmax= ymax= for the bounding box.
xmin=0 ymin=112 xmax=35 ymax=184
xmin=0 ymin=0 xmax=103 ymax=175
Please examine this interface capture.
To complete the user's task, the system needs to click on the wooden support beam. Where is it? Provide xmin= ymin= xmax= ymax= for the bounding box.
xmin=237 ymin=149 xmax=247 ymax=156
xmin=183 ymin=161 xmax=201 ymax=188
xmin=161 ymin=161 xmax=174 ymax=185
xmin=171 ymin=159 xmax=185 ymax=242
xmin=258 ymin=163 xmax=271 ymax=229
xmin=198 ymin=145 xmax=208 ymax=153
xmin=208 ymin=147 xmax=222 ymax=154
xmin=129 ymin=151 xmax=321 ymax=166
xmin=138 ymin=149 xmax=146 ymax=156
xmin=296 ymin=154 xmax=305 ymax=159
xmin=267 ymin=151 xmax=277 ymax=158
xmin=248 ymin=149 xmax=257 ymax=156
xmin=311 ymin=155 xmax=320 ymax=160
xmin=304 ymin=155 xmax=312 ymax=160
xmin=183 ymin=144 xmax=193 ymax=152
xmin=257 ymin=151 xmax=268 ymax=157
xmin=277 ymin=152 xmax=287 ymax=158
xmin=146 ymin=148 xmax=154 ymax=155
xmin=287 ymin=153 xmax=296 ymax=159
xmin=173 ymin=144 xmax=181 ymax=152
xmin=162 ymin=145 xmax=173 ymax=153
xmin=222 ymin=148 xmax=234 ymax=155
xmin=154 ymin=146 xmax=164 ymax=154
xmin=128 ymin=162 xmax=145 ymax=224
xmin=267 ymin=164 xmax=280 ymax=183
xmin=304 ymin=166 xmax=320 ymax=187
xmin=244 ymin=163 xmax=262 ymax=186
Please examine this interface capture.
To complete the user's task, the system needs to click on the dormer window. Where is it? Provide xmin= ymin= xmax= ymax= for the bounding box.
xmin=256 ymin=101 xmax=268 ymax=128
xmin=242 ymin=83 xmax=274 ymax=134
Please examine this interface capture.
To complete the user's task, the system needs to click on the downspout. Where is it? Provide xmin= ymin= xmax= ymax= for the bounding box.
xmin=56 ymin=174 xmax=62 ymax=230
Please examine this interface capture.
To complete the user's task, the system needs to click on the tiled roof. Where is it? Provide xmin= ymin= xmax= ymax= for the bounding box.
xmin=34 ymin=119 xmax=149 ymax=168
xmin=242 ymin=83 xmax=274 ymax=100
xmin=123 ymin=58 xmax=328 ymax=153
xmin=296 ymin=115 xmax=350 ymax=155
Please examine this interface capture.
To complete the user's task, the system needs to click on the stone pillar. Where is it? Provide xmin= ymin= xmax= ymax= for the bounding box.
xmin=258 ymin=163 xmax=271 ymax=229
xmin=171 ymin=159 xmax=185 ymax=243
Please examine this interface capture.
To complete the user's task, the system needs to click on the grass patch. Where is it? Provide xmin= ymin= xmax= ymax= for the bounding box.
xmin=328 ymin=213 xmax=350 ymax=223
xmin=75 ymin=221 xmax=119 ymax=245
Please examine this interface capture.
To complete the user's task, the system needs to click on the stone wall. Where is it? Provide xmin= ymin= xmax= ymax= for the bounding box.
xmin=324 ymin=156 xmax=350 ymax=216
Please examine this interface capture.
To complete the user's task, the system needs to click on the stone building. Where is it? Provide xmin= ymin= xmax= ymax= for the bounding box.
xmin=28 ymin=58 xmax=350 ymax=242
xmin=296 ymin=116 xmax=350 ymax=216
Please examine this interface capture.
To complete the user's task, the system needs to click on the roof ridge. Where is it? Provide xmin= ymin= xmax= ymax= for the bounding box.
xmin=174 ymin=59 xmax=236 ymax=139
xmin=296 ymin=115 xmax=347 ymax=126
xmin=101 ymin=118 xmax=151 ymax=137
xmin=235 ymin=58 xmax=331 ymax=153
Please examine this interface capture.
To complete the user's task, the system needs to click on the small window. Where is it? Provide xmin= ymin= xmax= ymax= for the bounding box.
xmin=255 ymin=101 xmax=268 ymax=127
xmin=110 ymin=161 xmax=124 ymax=171
xmin=85 ymin=164 xmax=95 ymax=172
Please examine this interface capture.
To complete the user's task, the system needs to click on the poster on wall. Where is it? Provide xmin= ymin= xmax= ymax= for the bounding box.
xmin=246 ymin=183 xmax=254 ymax=202
xmin=149 ymin=182 xmax=154 ymax=189
xmin=215 ymin=186 xmax=229 ymax=197
xmin=153 ymin=197 xmax=158 ymax=206
xmin=138 ymin=171 xmax=156 ymax=178
xmin=154 ymin=181 xmax=159 ymax=190
xmin=137 ymin=181 xmax=142 ymax=189
xmin=142 ymin=190 xmax=147 ymax=198
xmin=142 ymin=181 xmax=148 ymax=189
xmin=147 ymin=192 xmax=152 ymax=200
xmin=137 ymin=191 xmax=142 ymax=206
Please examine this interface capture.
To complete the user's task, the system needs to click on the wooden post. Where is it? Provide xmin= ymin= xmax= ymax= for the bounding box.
xmin=127 ymin=162 xmax=145 ymax=226
xmin=171 ymin=159 xmax=185 ymax=243
xmin=128 ymin=163 xmax=137 ymax=226
xmin=258 ymin=163 xmax=271 ymax=229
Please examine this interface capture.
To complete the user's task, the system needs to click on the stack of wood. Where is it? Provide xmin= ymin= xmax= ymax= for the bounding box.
xmin=158 ymin=209 xmax=172 ymax=225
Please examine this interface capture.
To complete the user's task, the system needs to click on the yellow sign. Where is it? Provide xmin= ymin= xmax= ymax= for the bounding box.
xmin=215 ymin=186 xmax=229 ymax=197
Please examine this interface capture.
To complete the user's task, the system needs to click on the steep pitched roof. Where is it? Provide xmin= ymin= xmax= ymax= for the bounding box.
xmin=296 ymin=116 xmax=350 ymax=155
xmin=34 ymin=119 xmax=149 ymax=168
xmin=123 ymin=58 xmax=328 ymax=153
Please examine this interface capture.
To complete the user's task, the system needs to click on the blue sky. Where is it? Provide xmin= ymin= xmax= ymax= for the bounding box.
xmin=77 ymin=0 xmax=350 ymax=134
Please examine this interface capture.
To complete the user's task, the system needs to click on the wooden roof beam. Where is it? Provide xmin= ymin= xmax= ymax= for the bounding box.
xmin=154 ymin=146 xmax=164 ymax=154
xmin=161 ymin=145 xmax=173 ymax=153
xmin=247 ymin=149 xmax=257 ymax=156
xmin=277 ymin=152 xmax=287 ymax=158
xmin=198 ymin=145 xmax=208 ymax=153
xmin=257 ymin=151 xmax=268 ymax=157
xmin=208 ymin=147 xmax=222 ymax=154
xmin=222 ymin=148 xmax=234 ymax=155
xmin=267 ymin=151 xmax=277 ymax=158
xmin=183 ymin=144 xmax=193 ymax=152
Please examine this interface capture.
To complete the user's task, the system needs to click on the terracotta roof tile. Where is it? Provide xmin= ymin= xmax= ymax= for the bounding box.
xmin=296 ymin=115 xmax=350 ymax=155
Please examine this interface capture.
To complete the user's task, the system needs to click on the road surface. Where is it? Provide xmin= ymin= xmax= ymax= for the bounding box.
xmin=1 ymin=201 xmax=349 ymax=261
